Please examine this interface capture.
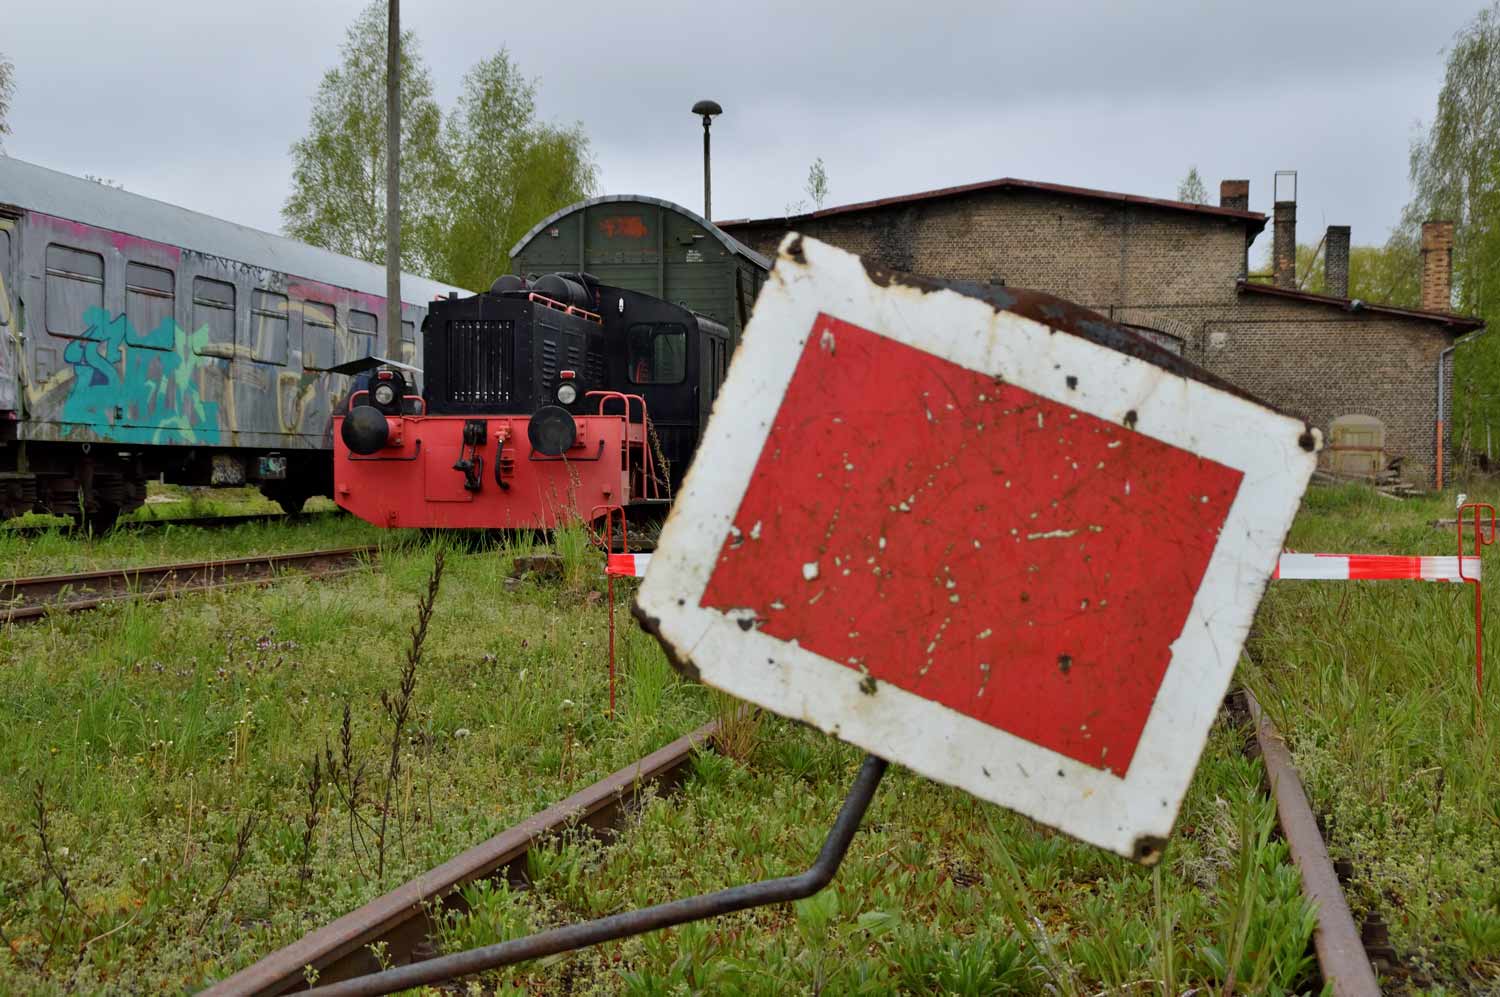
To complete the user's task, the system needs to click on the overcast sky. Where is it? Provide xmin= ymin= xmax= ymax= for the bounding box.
xmin=3 ymin=0 xmax=1486 ymax=276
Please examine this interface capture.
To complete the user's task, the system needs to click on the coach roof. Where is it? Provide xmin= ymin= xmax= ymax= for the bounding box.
xmin=0 ymin=156 xmax=466 ymax=303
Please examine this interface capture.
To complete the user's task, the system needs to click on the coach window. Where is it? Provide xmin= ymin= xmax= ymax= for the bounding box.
xmin=0 ymin=226 xmax=11 ymax=326
xmin=250 ymin=290 xmax=289 ymax=365
xmin=125 ymin=263 xmax=175 ymax=349
xmin=302 ymin=301 xmax=336 ymax=370
xmin=45 ymin=245 xmax=104 ymax=337
xmin=192 ymin=277 xmax=236 ymax=356
xmin=349 ymin=309 xmax=378 ymax=360
xmin=627 ymin=322 xmax=687 ymax=384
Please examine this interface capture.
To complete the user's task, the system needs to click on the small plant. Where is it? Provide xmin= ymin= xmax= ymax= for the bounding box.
xmin=376 ymin=548 xmax=445 ymax=884
xmin=298 ymin=752 xmax=325 ymax=889
xmin=196 ymin=813 xmax=257 ymax=933
xmin=709 ymin=689 xmax=762 ymax=761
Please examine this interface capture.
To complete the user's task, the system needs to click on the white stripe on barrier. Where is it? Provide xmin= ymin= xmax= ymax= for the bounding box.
xmin=606 ymin=553 xmax=652 ymax=578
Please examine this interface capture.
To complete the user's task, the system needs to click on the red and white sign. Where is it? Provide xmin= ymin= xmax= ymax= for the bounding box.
xmin=636 ymin=235 xmax=1319 ymax=860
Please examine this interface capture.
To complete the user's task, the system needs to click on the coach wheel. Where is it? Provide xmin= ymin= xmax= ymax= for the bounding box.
xmin=79 ymin=502 xmax=121 ymax=535
xmin=261 ymin=484 xmax=309 ymax=516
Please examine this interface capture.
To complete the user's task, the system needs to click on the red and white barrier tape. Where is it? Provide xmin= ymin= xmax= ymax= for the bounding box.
xmin=1274 ymin=553 xmax=1481 ymax=583
xmin=606 ymin=553 xmax=652 ymax=578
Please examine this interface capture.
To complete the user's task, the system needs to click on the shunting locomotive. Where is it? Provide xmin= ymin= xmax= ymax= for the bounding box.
xmin=333 ymin=271 xmax=733 ymax=529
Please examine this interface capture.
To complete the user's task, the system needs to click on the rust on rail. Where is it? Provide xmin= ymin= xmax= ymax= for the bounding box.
xmin=1245 ymin=688 xmax=1380 ymax=997
xmin=1 ymin=546 xmax=378 ymax=623
xmin=200 ymin=719 xmax=721 ymax=996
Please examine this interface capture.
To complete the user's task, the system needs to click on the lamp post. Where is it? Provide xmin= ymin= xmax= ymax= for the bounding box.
xmin=691 ymin=100 xmax=722 ymax=220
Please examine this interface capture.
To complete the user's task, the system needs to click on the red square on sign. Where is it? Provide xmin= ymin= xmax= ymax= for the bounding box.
xmin=700 ymin=313 xmax=1243 ymax=775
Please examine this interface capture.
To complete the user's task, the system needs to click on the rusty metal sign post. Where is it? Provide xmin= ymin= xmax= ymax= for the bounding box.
xmin=299 ymin=235 xmax=1317 ymax=995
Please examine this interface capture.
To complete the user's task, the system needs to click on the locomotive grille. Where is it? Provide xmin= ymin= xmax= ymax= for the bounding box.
xmin=442 ymin=320 xmax=512 ymax=405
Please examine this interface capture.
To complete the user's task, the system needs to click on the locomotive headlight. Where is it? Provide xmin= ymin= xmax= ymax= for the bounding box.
xmin=373 ymin=383 xmax=396 ymax=406
xmin=556 ymin=383 xmax=578 ymax=405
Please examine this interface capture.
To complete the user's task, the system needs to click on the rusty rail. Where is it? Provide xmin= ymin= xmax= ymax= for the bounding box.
xmin=2 ymin=547 xmax=378 ymax=623
xmin=1245 ymin=688 xmax=1380 ymax=997
xmin=200 ymin=719 xmax=721 ymax=997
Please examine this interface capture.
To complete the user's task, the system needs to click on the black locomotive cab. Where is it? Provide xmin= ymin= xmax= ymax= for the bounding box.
xmin=415 ymin=273 xmax=731 ymax=494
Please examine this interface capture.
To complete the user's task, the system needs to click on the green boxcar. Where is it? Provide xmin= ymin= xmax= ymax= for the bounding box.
xmin=509 ymin=195 xmax=770 ymax=350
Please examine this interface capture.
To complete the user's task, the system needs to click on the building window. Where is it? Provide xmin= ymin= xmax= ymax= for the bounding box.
xmin=250 ymin=290 xmax=289 ymax=365
xmin=125 ymin=262 xmax=175 ymax=349
xmin=45 ymin=244 xmax=104 ymax=337
xmin=627 ymin=323 xmax=687 ymax=384
xmin=192 ymin=277 xmax=236 ymax=356
xmin=302 ymin=300 xmax=336 ymax=370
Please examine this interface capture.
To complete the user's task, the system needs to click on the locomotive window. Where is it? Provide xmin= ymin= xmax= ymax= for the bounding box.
xmin=301 ymin=300 xmax=336 ymax=370
xmin=45 ymin=244 xmax=104 ymax=337
xmin=192 ymin=277 xmax=237 ymax=357
xmin=627 ymin=323 xmax=687 ymax=384
xmin=250 ymin=290 xmax=289 ymax=366
xmin=125 ymin=263 xmax=175 ymax=350
xmin=400 ymin=320 xmax=415 ymax=343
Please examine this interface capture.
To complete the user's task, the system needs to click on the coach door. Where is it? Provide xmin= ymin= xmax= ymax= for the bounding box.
xmin=0 ymin=214 xmax=16 ymax=413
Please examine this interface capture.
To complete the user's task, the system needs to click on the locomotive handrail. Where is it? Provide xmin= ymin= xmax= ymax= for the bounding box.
xmin=586 ymin=391 xmax=661 ymax=501
xmin=526 ymin=292 xmax=602 ymax=324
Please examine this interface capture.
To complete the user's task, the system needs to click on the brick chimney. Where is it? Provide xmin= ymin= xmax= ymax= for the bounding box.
xmin=1325 ymin=225 xmax=1350 ymax=298
xmin=1273 ymin=200 xmax=1297 ymax=289
xmin=1219 ymin=179 xmax=1250 ymax=211
xmin=1420 ymin=220 xmax=1455 ymax=312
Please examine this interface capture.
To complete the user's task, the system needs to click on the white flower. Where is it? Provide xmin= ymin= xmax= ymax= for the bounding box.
xmin=453 ymin=728 xmax=471 ymax=739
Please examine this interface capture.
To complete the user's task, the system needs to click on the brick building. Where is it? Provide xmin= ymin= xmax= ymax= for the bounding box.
xmin=720 ymin=179 xmax=1482 ymax=487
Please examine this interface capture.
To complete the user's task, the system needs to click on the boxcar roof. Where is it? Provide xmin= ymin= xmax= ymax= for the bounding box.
xmin=509 ymin=194 xmax=772 ymax=271
xmin=0 ymin=156 xmax=467 ymax=304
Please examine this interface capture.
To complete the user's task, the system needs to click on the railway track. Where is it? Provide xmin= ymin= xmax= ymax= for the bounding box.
xmin=202 ymin=720 xmax=720 ymax=996
xmin=1244 ymin=688 xmax=1381 ymax=997
xmin=1 ymin=546 xmax=378 ymax=623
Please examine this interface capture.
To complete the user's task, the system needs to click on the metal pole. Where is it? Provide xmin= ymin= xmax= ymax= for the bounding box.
xmin=384 ymin=0 xmax=401 ymax=359
xmin=702 ymin=116 xmax=712 ymax=220
xmin=303 ymin=755 xmax=889 ymax=996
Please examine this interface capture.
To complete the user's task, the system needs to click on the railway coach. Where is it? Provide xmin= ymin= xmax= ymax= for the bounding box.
xmin=0 ymin=157 xmax=465 ymax=530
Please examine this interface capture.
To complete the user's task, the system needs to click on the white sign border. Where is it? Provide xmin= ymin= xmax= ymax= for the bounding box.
xmin=637 ymin=234 xmax=1318 ymax=860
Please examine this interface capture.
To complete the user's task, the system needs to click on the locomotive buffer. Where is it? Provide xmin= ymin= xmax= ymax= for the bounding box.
xmin=304 ymin=235 xmax=1319 ymax=995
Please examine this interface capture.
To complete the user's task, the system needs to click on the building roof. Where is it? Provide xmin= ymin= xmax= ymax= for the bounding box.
xmin=0 ymin=156 xmax=468 ymax=302
xmin=1235 ymin=280 xmax=1484 ymax=334
xmin=718 ymin=177 xmax=1268 ymax=236
xmin=510 ymin=194 xmax=772 ymax=270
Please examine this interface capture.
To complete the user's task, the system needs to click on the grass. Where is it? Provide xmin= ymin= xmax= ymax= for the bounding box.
xmin=0 ymin=531 xmax=713 ymax=994
xmin=6 ymin=478 xmax=1491 ymax=995
xmin=1245 ymin=482 xmax=1500 ymax=993
xmin=433 ymin=712 xmax=1319 ymax=996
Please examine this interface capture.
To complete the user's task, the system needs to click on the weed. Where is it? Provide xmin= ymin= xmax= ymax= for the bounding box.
xmin=377 ymin=549 xmax=445 ymax=884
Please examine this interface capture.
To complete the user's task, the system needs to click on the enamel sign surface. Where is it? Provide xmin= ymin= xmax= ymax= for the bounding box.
xmin=635 ymin=235 xmax=1318 ymax=860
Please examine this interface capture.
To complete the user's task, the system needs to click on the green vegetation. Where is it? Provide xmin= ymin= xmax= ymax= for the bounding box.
xmin=0 ymin=532 xmax=710 ymax=994
xmin=1246 ymin=483 xmax=1500 ymax=992
xmin=0 ymin=487 xmax=381 ymax=578
xmin=5 ymin=482 xmax=1495 ymax=994
xmin=442 ymin=716 xmax=1318 ymax=996
xmin=281 ymin=1 xmax=597 ymax=287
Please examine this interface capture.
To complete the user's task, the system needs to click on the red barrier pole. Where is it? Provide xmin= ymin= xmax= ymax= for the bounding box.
xmin=1457 ymin=503 xmax=1495 ymax=705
